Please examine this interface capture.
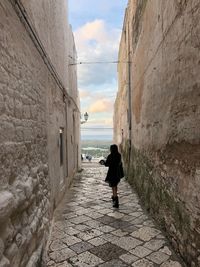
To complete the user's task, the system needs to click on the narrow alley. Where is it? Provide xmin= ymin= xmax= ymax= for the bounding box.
xmin=46 ymin=163 xmax=184 ymax=267
xmin=1 ymin=1 xmax=200 ymax=266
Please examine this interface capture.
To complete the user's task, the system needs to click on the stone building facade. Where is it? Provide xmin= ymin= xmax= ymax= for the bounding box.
xmin=114 ymin=0 xmax=200 ymax=266
xmin=0 ymin=0 xmax=80 ymax=266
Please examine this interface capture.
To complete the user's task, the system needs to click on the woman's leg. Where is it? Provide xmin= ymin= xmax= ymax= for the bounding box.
xmin=113 ymin=186 xmax=118 ymax=197
xmin=112 ymin=187 xmax=115 ymax=198
xmin=112 ymin=186 xmax=119 ymax=208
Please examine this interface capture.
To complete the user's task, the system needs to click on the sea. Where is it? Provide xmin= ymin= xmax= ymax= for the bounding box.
xmin=81 ymin=134 xmax=113 ymax=141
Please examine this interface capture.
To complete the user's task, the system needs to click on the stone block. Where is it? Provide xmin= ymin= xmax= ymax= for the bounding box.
xmin=0 ymin=191 xmax=15 ymax=223
xmin=0 ymin=256 xmax=10 ymax=267
xmin=14 ymin=187 xmax=26 ymax=209
xmin=20 ymin=253 xmax=29 ymax=267
xmin=15 ymin=233 xmax=25 ymax=248
xmin=14 ymin=99 xmax=23 ymax=118
xmin=24 ymin=178 xmax=34 ymax=199
xmin=30 ymin=167 xmax=38 ymax=179
xmin=1 ymin=220 xmax=15 ymax=245
xmin=30 ymin=217 xmax=39 ymax=234
xmin=4 ymin=242 xmax=20 ymax=266
xmin=23 ymin=105 xmax=31 ymax=119
xmin=27 ymin=235 xmax=37 ymax=257
xmin=26 ymin=245 xmax=43 ymax=267
xmin=0 ymin=121 xmax=15 ymax=143
xmin=0 ymin=238 xmax=4 ymax=259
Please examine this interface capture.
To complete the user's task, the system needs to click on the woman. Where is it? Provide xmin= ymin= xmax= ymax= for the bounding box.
xmin=105 ymin=144 xmax=123 ymax=208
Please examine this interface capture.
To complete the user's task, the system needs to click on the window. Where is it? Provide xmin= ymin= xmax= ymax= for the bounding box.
xmin=59 ymin=128 xmax=64 ymax=165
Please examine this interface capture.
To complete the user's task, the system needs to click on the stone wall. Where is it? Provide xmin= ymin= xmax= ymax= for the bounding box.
xmin=0 ymin=1 xmax=79 ymax=266
xmin=114 ymin=0 xmax=200 ymax=266
xmin=20 ymin=0 xmax=70 ymax=91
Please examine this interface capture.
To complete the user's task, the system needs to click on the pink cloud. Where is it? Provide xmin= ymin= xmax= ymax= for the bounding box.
xmin=88 ymin=99 xmax=113 ymax=113
xmin=79 ymin=89 xmax=91 ymax=98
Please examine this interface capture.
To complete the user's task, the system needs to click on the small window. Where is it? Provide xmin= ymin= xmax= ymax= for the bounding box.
xmin=59 ymin=128 xmax=64 ymax=165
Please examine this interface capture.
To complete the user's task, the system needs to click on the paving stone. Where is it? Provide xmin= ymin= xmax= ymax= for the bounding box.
xmin=62 ymin=235 xmax=82 ymax=246
xmin=90 ymin=243 xmax=127 ymax=261
xmin=57 ymin=262 xmax=73 ymax=267
xmin=123 ymin=224 xmax=138 ymax=233
xmin=143 ymin=220 xmax=156 ymax=227
xmin=144 ymin=238 xmax=166 ymax=251
xmin=98 ymin=208 xmax=113 ymax=215
xmin=74 ymin=224 xmax=92 ymax=231
xmin=130 ymin=212 xmax=144 ymax=218
xmin=159 ymin=246 xmax=172 ymax=256
xmin=123 ymin=214 xmax=136 ymax=221
xmin=91 ymin=205 xmax=106 ymax=210
xmin=130 ymin=245 xmax=152 ymax=258
xmin=147 ymin=251 xmax=170 ymax=264
xmin=111 ymin=229 xmax=129 ymax=237
xmin=131 ymin=226 xmax=161 ymax=241
xmin=49 ymin=247 xmax=76 ymax=263
xmin=51 ymin=229 xmax=66 ymax=239
xmin=112 ymin=236 xmax=143 ymax=251
xmin=160 ymin=260 xmax=183 ymax=267
xmin=132 ymin=258 xmax=155 ymax=267
xmin=97 ymin=215 xmax=116 ymax=224
xmin=88 ymin=237 xmax=107 ymax=246
xmin=101 ymin=233 xmax=119 ymax=243
xmin=107 ymin=212 xmax=125 ymax=219
xmin=54 ymin=221 xmax=72 ymax=231
xmin=85 ymin=211 xmax=103 ymax=219
xmin=119 ymin=253 xmax=139 ymax=264
xmin=64 ymin=212 xmax=77 ymax=219
xmin=49 ymin=239 xmax=68 ymax=251
xmin=84 ymin=219 xmax=103 ymax=228
xmin=69 ymin=251 xmax=103 ymax=267
xmin=46 ymin=165 xmax=184 ymax=266
xmin=156 ymin=234 xmax=166 ymax=239
xmin=109 ymin=219 xmax=133 ymax=230
xmin=99 ymin=259 xmax=129 ymax=267
xmin=69 ymin=241 xmax=94 ymax=254
xmin=98 ymin=225 xmax=116 ymax=233
xmin=76 ymin=209 xmax=91 ymax=216
xmin=69 ymin=215 xmax=90 ymax=224
xmin=64 ymin=226 xmax=80 ymax=236
xmin=75 ymin=228 xmax=103 ymax=241
xmin=131 ymin=217 xmax=148 ymax=225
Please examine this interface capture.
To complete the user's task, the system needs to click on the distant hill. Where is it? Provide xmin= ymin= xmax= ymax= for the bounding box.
xmin=81 ymin=140 xmax=112 ymax=158
xmin=81 ymin=140 xmax=112 ymax=146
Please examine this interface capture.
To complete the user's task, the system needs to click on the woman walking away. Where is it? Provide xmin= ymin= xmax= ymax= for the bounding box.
xmin=105 ymin=144 xmax=123 ymax=208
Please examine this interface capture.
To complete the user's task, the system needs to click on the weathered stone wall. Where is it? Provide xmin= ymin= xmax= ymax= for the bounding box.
xmin=115 ymin=0 xmax=200 ymax=266
xmin=0 ymin=0 xmax=79 ymax=266
xmin=0 ymin=1 xmax=50 ymax=265
xmin=20 ymin=0 xmax=70 ymax=91
xmin=67 ymin=25 xmax=81 ymax=172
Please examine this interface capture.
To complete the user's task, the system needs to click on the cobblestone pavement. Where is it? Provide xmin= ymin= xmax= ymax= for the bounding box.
xmin=46 ymin=163 xmax=185 ymax=267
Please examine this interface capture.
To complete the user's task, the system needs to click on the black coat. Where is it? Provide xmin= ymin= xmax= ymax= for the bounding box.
xmin=105 ymin=152 xmax=122 ymax=187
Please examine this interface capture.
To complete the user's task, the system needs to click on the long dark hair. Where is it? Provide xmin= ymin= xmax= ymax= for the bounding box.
xmin=110 ymin=144 xmax=119 ymax=155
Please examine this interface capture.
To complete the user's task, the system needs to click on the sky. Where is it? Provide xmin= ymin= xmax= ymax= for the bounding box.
xmin=68 ymin=0 xmax=128 ymax=140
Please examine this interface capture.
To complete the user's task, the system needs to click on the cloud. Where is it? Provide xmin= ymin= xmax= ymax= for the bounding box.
xmin=79 ymin=89 xmax=91 ymax=98
xmin=69 ymin=0 xmax=128 ymax=30
xmin=74 ymin=20 xmax=121 ymax=87
xmin=88 ymin=99 xmax=113 ymax=113
xmin=83 ymin=115 xmax=113 ymax=127
xmin=75 ymin=20 xmax=108 ymax=43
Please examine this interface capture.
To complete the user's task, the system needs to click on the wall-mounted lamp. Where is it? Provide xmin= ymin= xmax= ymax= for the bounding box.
xmin=81 ymin=112 xmax=89 ymax=124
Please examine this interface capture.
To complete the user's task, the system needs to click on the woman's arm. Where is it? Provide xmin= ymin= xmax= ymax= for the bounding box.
xmin=105 ymin=155 xmax=111 ymax=167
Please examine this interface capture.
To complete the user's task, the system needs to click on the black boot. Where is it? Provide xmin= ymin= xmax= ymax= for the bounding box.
xmin=113 ymin=196 xmax=119 ymax=208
